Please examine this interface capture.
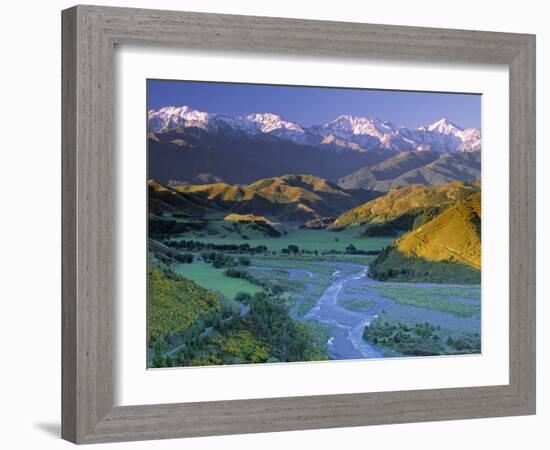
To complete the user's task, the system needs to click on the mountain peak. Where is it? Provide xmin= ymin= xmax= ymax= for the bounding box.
xmin=324 ymin=115 xmax=389 ymax=135
xmin=240 ymin=112 xmax=304 ymax=133
xmin=148 ymin=105 xmax=216 ymax=132
xmin=423 ymin=118 xmax=463 ymax=134
xmin=157 ymin=105 xmax=189 ymax=113
xmin=245 ymin=112 xmax=282 ymax=121
xmin=331 ymin=114 xmax=378 ymax=125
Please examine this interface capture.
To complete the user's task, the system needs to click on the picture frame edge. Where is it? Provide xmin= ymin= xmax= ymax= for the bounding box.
xmin=61 ymin=4 xmax=536 ymax=444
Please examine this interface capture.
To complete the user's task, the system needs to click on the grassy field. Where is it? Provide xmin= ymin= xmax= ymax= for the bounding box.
xmin=339 ymin=298 xmax=375 ymax=312
xmin=377 ymin=284 xmax=481 ymax=318
xmin=171 ymin=226 xmax=393 ymax=253
xmin=251 ymin=257 xmax=341 ymax=275
xmin=172 ymin=262 xmax=262 ymax=299
xmin=253 ymin=252 xmax=377 ymax=266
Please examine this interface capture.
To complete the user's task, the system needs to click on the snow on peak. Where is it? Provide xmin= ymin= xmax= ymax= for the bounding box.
xmin=147 ymin=105 xmax=481 ymax=153
xmin=316 ymin=115 xmax=416 ymax=152
xmin=240 ymin=112 xmax=304 ymax=134
xmin=148 ymin=105 xmax=215 ymax=132
xmin=422 ymin=118 xmax=464 ymax=134
xmin=324 ymin=115 xmax=403 ymax=138
xmin=245 ymin=112 xmax=282 ymax=122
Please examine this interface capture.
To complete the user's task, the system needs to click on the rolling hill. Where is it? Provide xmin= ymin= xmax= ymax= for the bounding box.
xmin=395 ymin=191 xmax=481 ymax=268
xmin=330 ymin=181 xmax=479 ymax=230
xmin=368 ymin=191 xmax=481 ymax=283
xmin=150 ymin=174 xmax=379 ymax=222
xmin=148 ymin=180 xmax=223 ymax=216
xmin=247 ymin=174 xmax=361 ymax=216
xmin=338 ymin=150 xmax=481 ymax=191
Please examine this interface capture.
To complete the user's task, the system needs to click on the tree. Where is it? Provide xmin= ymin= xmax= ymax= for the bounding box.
xmin=346 ymin=244 xmax=357 ymax=253
xmin=287 ymin=244 xmax=299 ymax=254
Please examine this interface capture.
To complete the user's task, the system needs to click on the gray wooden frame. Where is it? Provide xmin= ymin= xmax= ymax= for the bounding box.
xmin=62 ymin=4 xmax=536 ymax=444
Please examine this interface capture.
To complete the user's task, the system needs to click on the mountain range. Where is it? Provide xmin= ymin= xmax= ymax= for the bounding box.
xmin=148 ymin=105 xmax=481 ymax=187
xmin=148 ymin=127 xmax=389 ymax=185
xmin=149 ymin=106 xmax=481 ymax=154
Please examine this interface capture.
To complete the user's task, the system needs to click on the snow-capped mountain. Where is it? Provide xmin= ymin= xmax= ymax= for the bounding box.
xmin=232 ymin=113 xmax=313 ymax=143
xmin=240 ymin=113 xmax=303 ymax=134
xmin=312 ymin=115 xmax=416 ymax=152
xmin=148 ymin=106 xmax=217 ymax=132
xmin=456 ymin=128 xmax=481 ymax=152
xmin=422 ymin=117 xmax=462 ymax=134
xmin=416 ymin=118 xmax=481 ymax=152
xmin=148 ymin=107 xmax=308 ymax=140
xmin=148 ymin=105 xmax=481 ymax=154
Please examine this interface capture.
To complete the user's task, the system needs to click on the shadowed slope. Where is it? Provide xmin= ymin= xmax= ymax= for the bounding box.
xmin=338 ymin=151 xmax=481 ymax=191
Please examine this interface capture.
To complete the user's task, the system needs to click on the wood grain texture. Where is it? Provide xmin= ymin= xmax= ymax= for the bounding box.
xmin=508 ymin=36 xmax=536 ymax=409
xmin=61 ymin=4 xmax=536 ymax=444
xmin=61 ymin=6 xmax=77 ymax=443
xmin=62 ymin=5 xmax=114 ymax=443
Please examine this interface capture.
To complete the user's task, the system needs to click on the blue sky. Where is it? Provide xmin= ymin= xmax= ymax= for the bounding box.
xmin=147 ymin=79 xmax=481 ymax=129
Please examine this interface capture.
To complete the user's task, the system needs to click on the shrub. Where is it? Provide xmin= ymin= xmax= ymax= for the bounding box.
xmin=174 ymin=253 xmax=193 ymax=264
xmin=234 ymin=292 xmax=252 ymax=304
xmin=147 ymin=268 xmax=221 ymax=342
xmin=239 ymin=256 xmax=251 ymax=266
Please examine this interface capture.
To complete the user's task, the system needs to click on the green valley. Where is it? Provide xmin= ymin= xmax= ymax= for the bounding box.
xmin=147 ymin=174 xmax=482 ymax=367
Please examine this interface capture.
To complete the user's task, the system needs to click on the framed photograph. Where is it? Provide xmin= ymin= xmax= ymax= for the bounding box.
xmin=62 ymin=5 xmax=536 ymax=444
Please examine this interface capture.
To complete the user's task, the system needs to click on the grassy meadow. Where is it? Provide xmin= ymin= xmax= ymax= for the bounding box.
xmin=168 ymin=221 xmax=394 ymax=253
xmin=173 ymin=262 xmax=262 ymax=299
